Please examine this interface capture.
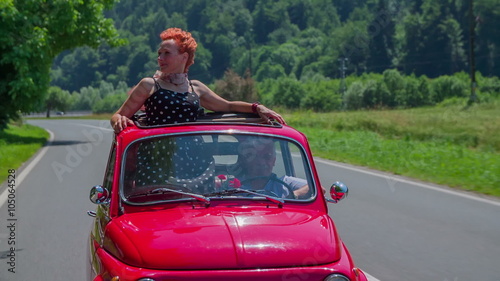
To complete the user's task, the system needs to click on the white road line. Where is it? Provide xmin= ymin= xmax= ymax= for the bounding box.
xmin=70 ymin=122 xmax=114 ymax=132
xmin=0 ymin=129 xmax=54 ymax=208
xmin=0 ymin=121 xmax=111 ymax=209
xmin=315 ymin=158 xmax=500 ymax=207
xmin=365 ymin=272 xmax=381 ymax=281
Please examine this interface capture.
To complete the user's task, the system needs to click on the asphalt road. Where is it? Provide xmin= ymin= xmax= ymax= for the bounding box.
xmin=0 ymin=119 xmax=113 ymax=281
xmin=0 ymin=119 xmax=499 ymax=281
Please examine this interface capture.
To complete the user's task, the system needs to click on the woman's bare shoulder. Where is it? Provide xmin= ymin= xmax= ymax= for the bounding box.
xmin=138 ymin=77 xmax=155 ymax=87
xmin=190 ymin=79 xmax=205 ymax=87
xmin=134 ymin=77 xmax=156 ymax=93
xmin=190 ymin=79 xmax=212 ymax=94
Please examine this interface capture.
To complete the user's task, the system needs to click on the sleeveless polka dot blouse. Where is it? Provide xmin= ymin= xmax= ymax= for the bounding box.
xmin=134 ymin=80 xmax=213 ymax=193
xmin=144 ymin=78 xmax=200 ymax=125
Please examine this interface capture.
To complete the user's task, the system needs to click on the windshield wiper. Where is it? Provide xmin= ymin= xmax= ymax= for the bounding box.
xmin=129 ymin=187 xmax=210 ymax=207
xmin=205 ymin=188 xmax=284 ymax=208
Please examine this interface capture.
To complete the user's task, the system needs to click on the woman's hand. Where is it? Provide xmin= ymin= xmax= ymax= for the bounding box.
xmin=111 ymin=113 xmax=135 ymax=133
xmin=256 ymin=105 xmax=286 ymax=125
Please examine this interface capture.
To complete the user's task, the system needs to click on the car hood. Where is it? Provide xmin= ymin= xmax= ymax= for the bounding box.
xmin=103 ymin=206 xmax=341 ymax=270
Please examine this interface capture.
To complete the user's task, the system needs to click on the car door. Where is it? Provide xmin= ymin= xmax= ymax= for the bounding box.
xmin=88 ymin=143 xmax=115 ymax=278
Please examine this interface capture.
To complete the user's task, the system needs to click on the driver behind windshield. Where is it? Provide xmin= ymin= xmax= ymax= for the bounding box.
xmin=235 ymin=137 xmax=309 ymax=199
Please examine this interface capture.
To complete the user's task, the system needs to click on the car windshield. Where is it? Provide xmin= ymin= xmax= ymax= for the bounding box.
xmin=121 ymin=133 xmax=316 ymax=205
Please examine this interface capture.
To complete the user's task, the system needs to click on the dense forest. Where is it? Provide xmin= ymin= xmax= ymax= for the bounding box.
xmin=48 ymin=0 xmax=500 ymax=113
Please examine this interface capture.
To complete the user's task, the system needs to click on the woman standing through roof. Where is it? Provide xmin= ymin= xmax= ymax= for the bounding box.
xmin=111 ymin=27 xmax=285 ymax=133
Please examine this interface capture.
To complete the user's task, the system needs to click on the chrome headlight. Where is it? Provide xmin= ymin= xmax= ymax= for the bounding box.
xmin=324 ymin=274 xmax=350 ymax=281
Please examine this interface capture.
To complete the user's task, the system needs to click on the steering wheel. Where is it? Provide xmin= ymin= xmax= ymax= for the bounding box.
xmin=240 ymin=176 xmax=295 ymax=199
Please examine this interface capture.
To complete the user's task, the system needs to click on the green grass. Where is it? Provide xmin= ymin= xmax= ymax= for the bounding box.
xmin=284 ymin=102 xmax=500 ymax=197
xmin=285 ymin=102 xmax=500 ymax=152
xmin=0 ymin=122 xmax=50 ymax=182
xmin=298 ymin=128 xmax=499 ymax=196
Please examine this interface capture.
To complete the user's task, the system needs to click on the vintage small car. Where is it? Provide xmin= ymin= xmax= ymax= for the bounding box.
xmin=87 ymin=113 xmax=367 ymax=281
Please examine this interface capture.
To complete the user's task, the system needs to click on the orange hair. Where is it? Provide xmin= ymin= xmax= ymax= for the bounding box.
xmin=160 ymin=28 xmax=197 ymax=73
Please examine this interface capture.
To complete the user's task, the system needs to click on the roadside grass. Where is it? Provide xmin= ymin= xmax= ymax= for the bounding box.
xmin=284 ymin=102 xmax=500 ymax=196
xmin=297 ymin=128 xmax=500 ymax=196
xmin=0 ymin=122 xmax=50 ymax=183
xmin=285 ymin=102 xmax=500 ymax=153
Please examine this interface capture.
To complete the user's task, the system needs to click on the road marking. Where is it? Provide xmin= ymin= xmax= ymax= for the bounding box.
xmin=70 ymin=122 xmax=114 ymax=132
xmin=1 ymin=121 xmax=114 ymax=209
xmin=0 ymin=129 xmax=54 ymax=208
xmin=365 ymin=272 xmax=381 ymax=281
xmin=316 ymin=158 xmax=500 ymax=207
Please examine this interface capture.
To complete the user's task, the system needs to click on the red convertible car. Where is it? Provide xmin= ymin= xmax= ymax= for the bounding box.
xmin=87 ymin=113 xmax=367 ymax=281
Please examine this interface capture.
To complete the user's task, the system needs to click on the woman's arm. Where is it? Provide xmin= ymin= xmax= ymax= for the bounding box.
xmin=111 ymin=78 xmax=155 ymax=133
xmin=192 ymin=80 xmax=286 ymax=124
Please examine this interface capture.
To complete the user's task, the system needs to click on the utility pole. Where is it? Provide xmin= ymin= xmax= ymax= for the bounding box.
xmin=468 ymin=0 xmax=477 ymax=105
xmin=338 ymin=57 xmax=348 ymax=108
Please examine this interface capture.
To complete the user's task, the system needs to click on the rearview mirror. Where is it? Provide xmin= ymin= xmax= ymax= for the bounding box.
xmin=325 ymin=181 xmax=348 ymax=203
xmin=89 ymin=185 xmax=110 ymax=205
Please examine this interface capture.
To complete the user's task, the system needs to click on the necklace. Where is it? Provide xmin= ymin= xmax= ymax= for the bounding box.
xmin=160 ymin=72 xmax=188 ymax=86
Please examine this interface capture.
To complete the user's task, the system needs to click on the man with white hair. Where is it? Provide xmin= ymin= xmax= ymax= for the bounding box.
xmin=236 ymin=137 xmax=310 ymax=199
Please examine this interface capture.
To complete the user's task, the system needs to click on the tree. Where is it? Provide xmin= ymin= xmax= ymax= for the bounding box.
xmin=344 ymin=81 xmax=365 ymax=110
xmin=301 ymin=81 xmax=342 ymax=111
xmin=438 ymin=17 xmax=467 ymax=73
xmin=254 ymin=62 xmax=287 ymax=81
xmin=0 ymin=0 xmax=122 ymax=129
xmin=51 ymin=47 xmax=102 ymax=92
xmin=366 ymin=0 xmax=397 ymax=73
xmin=45 ymin=87 xmax=72 ymax=118
xmin=252 ymin=1 xmax=290 ymax=44
xmin=399 ymin=0 xmax=466 ymax=77
xmin=214 ymin=69 xmax=257 ymax=102
xmin=93 ymin=93 xmax=127 ymax=114
xmin=271 ymin=77 xmax=306 ymax=109
xmin=271 ymin=43 xmax=301 ymax=75
xmin=334 ymin=0 xmax=369 ymax=22
xmin=383 ymin=69 xmax=405 ymax=97
xmin=28 ymin=0 xmax=500 ymax=108
xmin=335 ymin=18 xmax=370 ymax=74
xmin=475 ymin=0 xmax=500 ymax=76
xmin=208 ymin=34 xmax=234 ymax=78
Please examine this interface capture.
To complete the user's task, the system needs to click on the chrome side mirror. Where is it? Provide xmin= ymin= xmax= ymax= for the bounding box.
xmin=90 ymin=185 xmax=110 ymax=205
xmin=325 ymin=181 xmax=348 ymax=203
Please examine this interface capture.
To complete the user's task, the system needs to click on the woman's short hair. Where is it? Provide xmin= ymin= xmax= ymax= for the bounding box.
xmin=160 ymin=28 xmax=197 ymax=72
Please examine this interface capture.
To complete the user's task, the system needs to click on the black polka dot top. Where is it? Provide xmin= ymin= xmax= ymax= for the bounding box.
xmin=144 ymin=78 xmax=200 ymax=125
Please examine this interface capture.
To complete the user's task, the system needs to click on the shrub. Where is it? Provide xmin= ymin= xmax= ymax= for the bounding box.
xmin=272 ymin=77 xmax=306 ymax=109
xmin=254 ymin=62 xmax=287 ymax=81
xmin=417 ymin=76 xmax=433 ymax=106
xmin=401 ymin=75 xmax=431 ymax=107
xmin=257 ymin=79 xmax=278 ymax=106
xmin=479 ymin=76 xmax=500 ymax=97
xmin=93 ymin=93 xmax=127 ymax=114
xmin=214 ymin=69 xmax=257 ymax=102
xmin=301 ymin=82 xmax=342 ymax=111
xmin=437 ymin=96 xmax=468 ymax=107
xmin=344 ymin=81 xmax=364 ymax=110
xmin=362 ymin=80 xmax=391 ymax=108
xmin=383 ymin=69 xmax=405 ymax=107
xmin=430 ymin=75 xmax=468 ymax=103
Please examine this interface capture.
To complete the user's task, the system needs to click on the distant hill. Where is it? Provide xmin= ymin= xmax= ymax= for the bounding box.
xmin=51 ymin=0 xmax=500 ymax=92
